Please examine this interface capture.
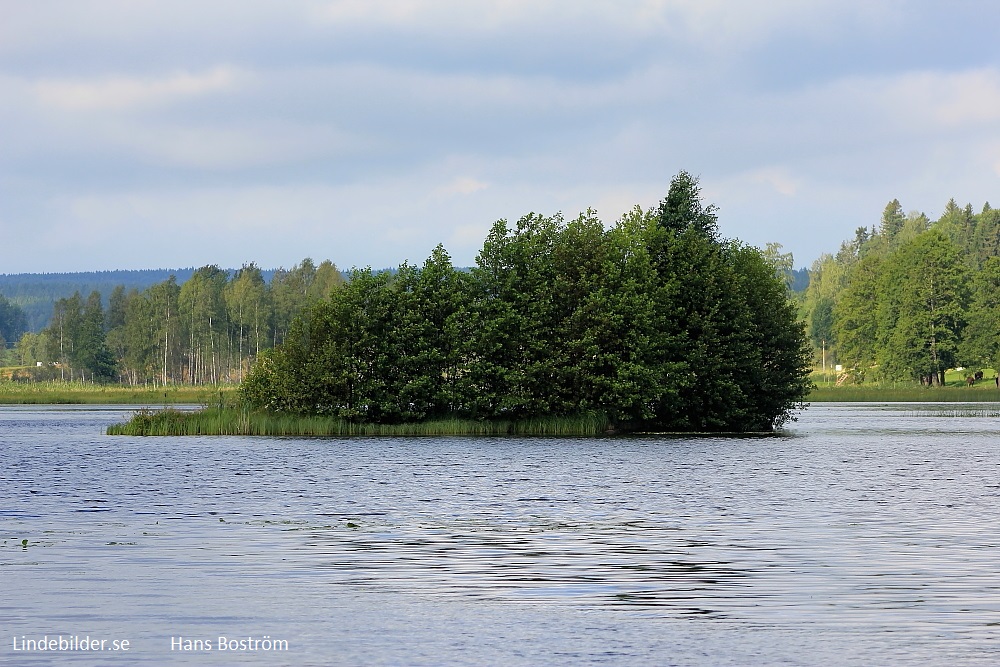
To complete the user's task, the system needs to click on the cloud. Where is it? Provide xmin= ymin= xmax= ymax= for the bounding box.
xmin=434 ymin=177 xmax=489 ymax=197
xmin=109 ymin=121 xmax=373 ymax=170
xmin=4 ymin=1 xmax=1000 ymax=276
xmin=882 ymin=69 xmax=1000 ymax=128
xmin=309 ymin=0 xmax=848 ymax=44
xmin=32 ymin=66 xmax=242 ymax=112
xmin=748 ymin=167 xmax=800 ymax=197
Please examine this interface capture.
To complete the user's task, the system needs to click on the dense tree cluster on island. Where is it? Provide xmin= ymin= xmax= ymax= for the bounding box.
xmin=243 ymin=173 xmax=812 ymax=432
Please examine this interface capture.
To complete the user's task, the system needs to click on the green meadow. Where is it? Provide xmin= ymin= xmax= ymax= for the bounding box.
xmin=808 ymin=368 xmax=1000 ymax=402
xmin=0 ymin=379 xmax=235 ymax=405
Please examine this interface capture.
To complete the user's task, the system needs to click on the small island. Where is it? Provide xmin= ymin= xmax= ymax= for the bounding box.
xmin=109 ymin=172 xmax=812 ymax=436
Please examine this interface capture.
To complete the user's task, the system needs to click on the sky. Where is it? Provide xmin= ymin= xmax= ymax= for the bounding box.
xmin=2 ymin=1 xmax=1000 ymax=274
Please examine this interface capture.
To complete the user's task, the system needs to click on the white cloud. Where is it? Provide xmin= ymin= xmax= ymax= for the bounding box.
xmin=32 ymin=66 xmax=243 ymax=112
xmin=113 ymin=121 xmax=372 ymax=170
xmin=883 ymin=69 xmax=1000 ymax=128
xmin=748 ymin=167 xmax=800 ymax=197
xmin=433 ymin=177 xmax=489 ymax=197
xmin=310 ymin=0 xmax=852 ymax=45
xmin=4 ymin=1 xmax=1000 ymax=275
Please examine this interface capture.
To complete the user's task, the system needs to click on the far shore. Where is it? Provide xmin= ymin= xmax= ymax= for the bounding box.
xmin=2 ymin=379 xmax=1000 ymax=406
xmin=0 ymin=380 xmax=235 ymax=405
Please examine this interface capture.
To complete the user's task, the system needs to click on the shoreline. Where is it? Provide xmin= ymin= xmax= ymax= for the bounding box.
xmin=2 ymin=382 xmax=999 ymax=408
xmin=0 ymin=382 xmax=235 ymax=405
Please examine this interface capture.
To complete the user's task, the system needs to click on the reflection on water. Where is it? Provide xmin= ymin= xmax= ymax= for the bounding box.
xmin=2 ymin=403 xmax=1000 ymax=665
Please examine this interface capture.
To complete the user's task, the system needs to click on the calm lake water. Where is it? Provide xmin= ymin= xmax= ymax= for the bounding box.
xmin=2 ymin=403 xmax=1000 ymax=665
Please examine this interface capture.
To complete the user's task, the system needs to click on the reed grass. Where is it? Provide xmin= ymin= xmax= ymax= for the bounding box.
xmin=106 ymin=407 xmax=612 ymax=437
xmin=902 ymin=408 xmax=1000 ymax=418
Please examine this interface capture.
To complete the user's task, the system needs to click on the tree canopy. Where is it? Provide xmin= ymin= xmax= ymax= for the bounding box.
xmin=10 ymin=258 xmax=343 ymax=384
xmin=243 ymin=173 xmax=812 ymax=431
xmin=802 ymin=195 xmax=1000 ymax=384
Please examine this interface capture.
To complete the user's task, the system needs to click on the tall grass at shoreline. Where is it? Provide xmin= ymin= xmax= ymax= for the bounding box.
xmin=107 ymin=407 xmax=612 ymax=437
xmin=903 ymin=407 xmax=1000 ymax=418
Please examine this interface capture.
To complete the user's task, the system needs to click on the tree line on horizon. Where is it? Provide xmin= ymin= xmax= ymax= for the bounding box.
xmin=242 ymin=173 xmax=812 ymax=431
xmin=0 ymin=266 xmax=333 ymax=334
xmin=800 ymin=198 xmax=1000 ymax=384
xmin=4 ymin=259 xmax=343 ymax=384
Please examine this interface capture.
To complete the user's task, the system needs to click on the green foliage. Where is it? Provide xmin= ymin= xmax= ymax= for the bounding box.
xmin=761 ymin=242 xmax=796 ymax=290
xmin=816 ymin=196 xmax=997 ymax=384
xmin=833 ymin=254 xmax=882 ymax=381
xmin=243 ymin=174 xmax=811 ymax=432
xmin=656 ymin=170 xmax=718 ymax=236
xmin=107 ymin=407 xmax=612 ymax=437
xmin=880 ymin=199 xmax=905 ymax=239
xmin=875 ymin=229 xmax=969 ymax=384
xmin=19 ymin=258 xmax=343 ymax=387
xmin=0 ymin=380 xmax=229 ymax=404
xmin=0 ymin=294 xmax=27 ymax=347
xmin=959 ymin=256 xmax=1000 ymax=370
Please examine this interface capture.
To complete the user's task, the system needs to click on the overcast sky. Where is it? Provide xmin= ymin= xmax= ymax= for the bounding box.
xmin=2 ymin=1 xmax=1000 ymax=274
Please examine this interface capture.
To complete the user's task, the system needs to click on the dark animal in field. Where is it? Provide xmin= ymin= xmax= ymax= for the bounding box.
xmin=975 ymin=370 xmax=984 ymax=381
xmin=967 ymin=376 xmax=976 ymax=386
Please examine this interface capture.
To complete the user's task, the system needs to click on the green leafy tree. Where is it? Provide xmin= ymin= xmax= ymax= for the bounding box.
xmin=832 ymin=253 xmax=885 ymax=382
xmin=226 ymin=263 xmax=270 ymax=378
xmin=179 ymin=265 xmax=229 ymax=384
xmin=761 ymin=242 xmax=795 ymax=291
xmin=73 ymin=291 xmax=116 ymax=381
xmin=728 ymin=242 xmax=812 ymax=428
xmin=876 ymin=229 xmax=969 ymax=384
xmin=270 ymin=258 xmax=343 ymax=347
xmin=656 ymin=170 xmax=718 ymax=235
xmin=801 ymin=253 xmax=847 ymax=366
xmin=960 ymin=256 xmax=1000 ymax=371
xmin=14 ymin=331 xmax=48 ymax=366
xmin=147 ymin=277 xmax=182 ymax=385
xmin=45 ymin=292 xmax=83 ymax=380
xmin=105 ymin=289 xmax=153 ymax=385
xmin=936 ymin=198 xmax=977 ymax=255
xmin=971 ymin=204 xmax=1000 ymax=269
xmin=0 ymin=294 xmax=27 ymax=347
xmin=395 ymin=245 xmax=474 ymax=419
xmin=880 ymin=199 xmax=906 ymax=240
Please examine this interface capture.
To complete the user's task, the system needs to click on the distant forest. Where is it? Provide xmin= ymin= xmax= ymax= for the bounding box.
xmin=800 ymin=198 xmax=1000 ymax=384
xmin=0 ymin=268 xmax=282 ymax=333
xmin=0 ymin=260 xmax=344 ymax=384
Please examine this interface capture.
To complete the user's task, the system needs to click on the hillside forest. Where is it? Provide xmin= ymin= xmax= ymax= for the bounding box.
xmin=801 ymin=198 xmax=1000 ymax=384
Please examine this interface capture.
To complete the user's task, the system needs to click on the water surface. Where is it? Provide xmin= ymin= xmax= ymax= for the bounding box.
xmin=2 ymin=403 xmax=1000 ymax=665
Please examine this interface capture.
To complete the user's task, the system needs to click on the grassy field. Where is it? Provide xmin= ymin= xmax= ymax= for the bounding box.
xmin=107 ymin=407 xmax=612 ymax=437
xmin=807 ymin=386 xmax=1000 ymax=402
xmin=0 ymin=380 xmax=236 ymax=405
xmin=808 ymin=367 xmax=1000 ymax=402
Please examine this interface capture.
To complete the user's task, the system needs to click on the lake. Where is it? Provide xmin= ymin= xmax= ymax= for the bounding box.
xmin=2 ymin=403 xmax=1000 ymax=665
